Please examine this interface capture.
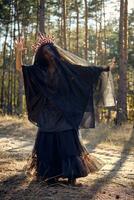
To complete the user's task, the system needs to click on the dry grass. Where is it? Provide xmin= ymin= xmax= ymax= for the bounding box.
xmin=0 ymin=114 xmax=35 ymax=129
xmin=81 ymin=122 xmax=134 ymax=151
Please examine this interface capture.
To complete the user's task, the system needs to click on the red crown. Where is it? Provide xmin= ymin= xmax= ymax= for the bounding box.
xmin=31 ymin=33 xmax=55 ymax=52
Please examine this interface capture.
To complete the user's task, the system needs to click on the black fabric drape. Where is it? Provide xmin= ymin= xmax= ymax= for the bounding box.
xmin=22 ymin=56 xmax=115 ymax=129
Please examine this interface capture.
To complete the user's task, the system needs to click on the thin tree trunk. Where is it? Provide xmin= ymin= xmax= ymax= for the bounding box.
xmin=98 ymin=20 xmax=102 ymax=65
xmin=15 ymin=0 xmax=23 ymax=115
xmin=36 ymin=0 xmax=39 ymax=38
xmin=39 ymin=0 xmax=45 ymax=33
xmin=10 ymin=67 xmax=13 ymax=115
xmin=7 ymin=49 xmax=12 ymax=114
xmin=7 ymin=3 xmax=14 ymax=115
xmin=58 ymin=0 xmax=62 ymax=47
xmin=84 ymin=0 xmax=88 ymax=60
xmin=68 ymin=16 xmax=71 ymax=51
xmin=60 ymin=14 xmax=63 ymax=48
xmin=95 ymin=8 xmax=98 ymax=65
xmin=124 ymin=0 xmax=128 ymax=62
xmin=13 ymin=9 xmax=17 ymax=114
xmin=116 ymin=0 xmax=127 ymax=124
xmin=63 ymin=0 xmax=67 ymax=49
xmin=102 ymin=0 xmax=107 ymax=64
xmin=75 ymin=0 xmax=79 ymax=55
xmin=0 ymin=25 xmax=9 ymax=113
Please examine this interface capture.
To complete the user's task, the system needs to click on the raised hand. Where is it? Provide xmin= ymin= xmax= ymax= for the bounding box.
xmin=108 ymin=57 xmax=116 ymax=70
xmin=15 ymin=37 xmax=27 ymax=52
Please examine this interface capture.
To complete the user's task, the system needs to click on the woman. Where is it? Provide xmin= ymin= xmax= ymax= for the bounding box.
xmin=15 ymin=34 xmax=115 ymax=186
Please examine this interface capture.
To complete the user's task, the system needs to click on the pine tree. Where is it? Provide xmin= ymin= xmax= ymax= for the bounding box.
xmin=116 ymin=0 xmax=128 ymax=124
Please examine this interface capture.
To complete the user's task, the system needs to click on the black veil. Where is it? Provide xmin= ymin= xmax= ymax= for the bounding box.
xmin=22 ymin=43 xmax=115 ymax=129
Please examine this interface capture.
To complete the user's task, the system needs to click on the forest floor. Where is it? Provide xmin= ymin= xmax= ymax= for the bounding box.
xmin=0 ymin=115 xmax=134 ymax=200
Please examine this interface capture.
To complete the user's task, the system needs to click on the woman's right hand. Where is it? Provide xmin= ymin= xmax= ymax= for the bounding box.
xmin=15 ymin=37 xmax=27 ymax=52
xmin=108 ymin=57 xmax=116 ymax=70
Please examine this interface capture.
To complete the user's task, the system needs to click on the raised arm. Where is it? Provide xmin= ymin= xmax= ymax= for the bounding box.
xmin=15 ymin=38 xmax=26 ymax=72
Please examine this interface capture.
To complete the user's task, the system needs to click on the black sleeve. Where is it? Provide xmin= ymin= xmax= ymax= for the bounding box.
xmin=72 ymin=64 xmax=115 ymax=108
xmin=22 ymin=64 xmax=47 ymax=95
xmin=88 ymin=65 xmax=110 ymax=73
xmin=82 ymin=65 xmax=110 ymax=86
xmin=21 ymin=64 xmax=46 ymax=126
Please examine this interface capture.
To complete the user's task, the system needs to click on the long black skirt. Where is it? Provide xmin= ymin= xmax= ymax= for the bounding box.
xmin=27 ymin=128 xmax=103 ymax=180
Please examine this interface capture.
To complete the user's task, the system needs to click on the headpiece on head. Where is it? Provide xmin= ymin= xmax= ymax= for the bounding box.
xmin=31 ymin=33 xmax=55 ymax=52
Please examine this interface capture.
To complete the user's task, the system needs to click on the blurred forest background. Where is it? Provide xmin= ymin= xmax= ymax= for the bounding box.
xmin=0 ymin=0 xmax=133 ymax=125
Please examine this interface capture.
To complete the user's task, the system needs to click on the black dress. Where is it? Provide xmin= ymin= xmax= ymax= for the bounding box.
xmin=22 ymin=58 xmax=114 ymax=180
xmin=29 ymin=101 xmax=103 ymax=179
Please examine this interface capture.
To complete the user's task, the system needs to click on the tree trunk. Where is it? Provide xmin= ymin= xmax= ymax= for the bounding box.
xmin=68 ymin=16 xmax=71 ymax=51
xmin=7 ymin=47 xmax=13 ymax=115
xmin=15 ymin=1 xmax=23 ymax=116
xmin=95 ymin=5 xmax=98 ymax=65
xmin=0 ymin=25 xmax=9 ymax=113
xmin=7 ymin=2 xmax=14 ymax=115
xmin=63 ymin=0 xmax=67 ymax=49
xmin=13 ymin=9 xmax=17 ymax=114
xmin=116 ymin=0 xmax=127 ymax=124
xmin=75 ymin=0 xmax=79 ymax=55
xmin=84 ymin=0 xmax=88 ymax=60
xmin=57 ymin=0 xmax=63 ymax=47
xmin=102 ymin=0 xmax=107 ymax=64
xmin=36 ymin=0 xmax=39 ymax=38
xmin=124 ymin=0 xmax=128 ymax=62
xmin=39 ymin=0 xmax=45 ymax=33
xmin=98 ymin=20 xmax=102 ymax=65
